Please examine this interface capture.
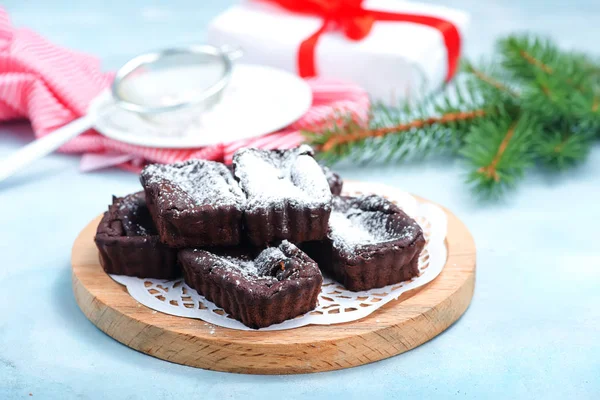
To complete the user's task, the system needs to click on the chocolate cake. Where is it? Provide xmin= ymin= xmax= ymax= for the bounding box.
xmin=140 ymin=159 xmax=246 ymax=248
xmin=95 ymin=147 xmax=429 ymax=327
xmin=233 ymin=145 xmax=332 ymax=246
xmin=94 ymin=192 xmax=179 ymax=279
xmin=321 ymin=165 xmax=343 ymax=195
xmin=302 ymin=195 xmax=425 ymax=291
xmin=180 ymin=241 xmax=322 ymax=329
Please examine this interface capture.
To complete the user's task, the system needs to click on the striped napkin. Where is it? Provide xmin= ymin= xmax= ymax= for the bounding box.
xmin=0 ymin=8 xmax=369 ymax=172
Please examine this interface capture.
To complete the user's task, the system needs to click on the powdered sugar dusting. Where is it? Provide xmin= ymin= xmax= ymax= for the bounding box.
xmin=352 ymin=194 xmax=397 ymax=213
xmin=321 ymin=165 xmax=342 ymax=194
xmin=218 ymin=256 xmax=264 ymax=280
xmin=116 ymin=193 xmax=155 ymax=236
xmin=141 ymin=160 xmax=245 ymax=210
xmin=122 ymin=215 xmax=149 ymax=236
xmin=233 ymin=145 xmax=331 ymax=210
xmin=329 ymin=196 xmax=420 ymax=253
xmin=195 ymin=241 xmax=300 ymax=282
xmin=329 ymin=212 xmax=374 ymax=247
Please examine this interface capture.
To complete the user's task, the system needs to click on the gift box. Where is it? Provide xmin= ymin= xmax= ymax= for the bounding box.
xmin=207 ymin=0 xmax=470 ymax=105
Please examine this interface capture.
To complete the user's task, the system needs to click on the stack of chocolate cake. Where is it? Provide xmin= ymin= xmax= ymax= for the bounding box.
xmin=95 ymin=145 xmax=425 ymax=328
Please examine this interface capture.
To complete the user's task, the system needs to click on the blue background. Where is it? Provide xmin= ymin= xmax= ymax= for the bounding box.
xmin=1 ymin=1 xmax=599 ymax=399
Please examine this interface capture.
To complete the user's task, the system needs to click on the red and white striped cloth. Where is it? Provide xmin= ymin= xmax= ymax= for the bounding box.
xmin=0 ymin=8 xmax=369 ymax=171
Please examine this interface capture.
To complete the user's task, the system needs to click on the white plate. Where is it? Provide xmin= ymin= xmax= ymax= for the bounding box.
xmin=88 ymin=64 xmax=312 ymax=149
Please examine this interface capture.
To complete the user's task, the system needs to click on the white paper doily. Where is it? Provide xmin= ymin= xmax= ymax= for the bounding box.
xmin=111 ymin=182 xmax=448 ymax=331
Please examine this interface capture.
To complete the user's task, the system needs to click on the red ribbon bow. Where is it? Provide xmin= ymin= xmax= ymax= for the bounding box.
xmin=263 ymin=0 xmax=461 ymax=82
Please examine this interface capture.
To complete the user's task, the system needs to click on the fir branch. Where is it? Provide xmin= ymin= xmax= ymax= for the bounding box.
xmin=536 ymin=124 xmax=595 ymax=168
xmin=462 ymin=115 xmax=536 ymax=196
xmin=317 ymin=109 xmax=486 ymax=152
xmin=498 ymin=35 xmax=558 ymax=80
xmin=520 ymin=47 xmax=553 ymax=74
xmin=306 ymin=80 xmax=492 ymax=164
xmin=476 ymin=121 xmax=519 ymax=182
xmin=463 ymin=60 xmax=519 ymax=98
xmin=306 ymin=33 xmax=600 ymax=198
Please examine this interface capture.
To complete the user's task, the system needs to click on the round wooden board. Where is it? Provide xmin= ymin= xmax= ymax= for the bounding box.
xmin=72 ymin=190 xmax=476 ymax=375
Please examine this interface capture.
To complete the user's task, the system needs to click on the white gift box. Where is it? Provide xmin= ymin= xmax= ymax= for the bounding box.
xmin=207 ymin=0 xmax=470 ymax=105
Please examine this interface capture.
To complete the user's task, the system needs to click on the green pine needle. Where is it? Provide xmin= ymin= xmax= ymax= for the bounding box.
xmin=461 ymin=114 xmax=536 ymax=196
xmin=305 ymin=33 xmax=600 ymax=198
xmin=536 ymin=127 xmax=594 ymax=168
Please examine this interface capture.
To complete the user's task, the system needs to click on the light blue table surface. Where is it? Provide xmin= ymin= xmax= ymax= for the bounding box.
xmin=1 ymin=1 xmax=599 ymax=399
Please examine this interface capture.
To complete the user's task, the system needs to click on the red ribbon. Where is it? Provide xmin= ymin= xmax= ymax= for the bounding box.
xmin=262 ymin=0 xmax=461 ymax=82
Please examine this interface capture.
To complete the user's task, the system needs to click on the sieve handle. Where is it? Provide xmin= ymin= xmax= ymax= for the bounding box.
xmin=0 ymin=113 xmax=96 ymax=184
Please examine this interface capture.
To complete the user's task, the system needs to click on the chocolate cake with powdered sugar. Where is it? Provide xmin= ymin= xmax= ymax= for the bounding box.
xmin=302 ymin=195 xmax=425 ymax=291
xmin=179 ymin=241 xmax=322 ymax=329
xmin=95 ymin=192 xmax=179 ymax=279
xmin=233 ymin=145 xmax=332 ymax=245
xmin=95 ymin=146 xmax=425 ymax=328
xmin=140 ymin=159 xmax=246 ymax=248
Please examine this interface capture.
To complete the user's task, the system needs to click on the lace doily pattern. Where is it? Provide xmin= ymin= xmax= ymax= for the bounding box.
xmin=111 ymin=182 xmax=448 ymax=331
